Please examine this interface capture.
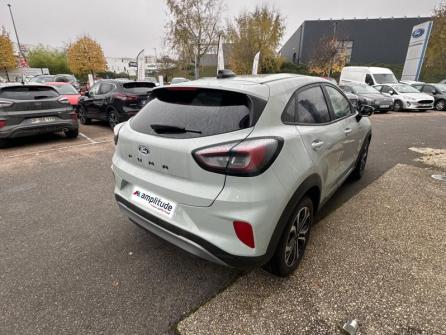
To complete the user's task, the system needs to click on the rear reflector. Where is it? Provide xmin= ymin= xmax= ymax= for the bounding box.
xmin=0 ymin=120 xmax=6 ymax=128
xmin=233 ymin=221 xmax=255 ymax=248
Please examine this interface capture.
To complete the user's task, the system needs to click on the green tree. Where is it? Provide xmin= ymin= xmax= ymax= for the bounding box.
xmin=308 ymin=37 xmax=348 ymax=77
xmin=28 ymin=46 xmax=70 ymax=74
xmin=0 ymin=27 xmax=17 ymax=81
xmin=423 ymin=1 xmax=446 ymax=81
xmin=67 ymin=36 xmax=107 ymax=76
xmin=227 ymin=5 xmax=285 ymax=74
xmin=165 ymin=0 xmax=223 ymax=79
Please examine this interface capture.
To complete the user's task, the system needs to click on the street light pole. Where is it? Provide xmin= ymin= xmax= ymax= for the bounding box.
xmin=7 ymin=3 xmax=27 ymax=62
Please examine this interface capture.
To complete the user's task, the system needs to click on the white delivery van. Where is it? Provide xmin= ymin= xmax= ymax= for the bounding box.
xmin=340 ymin=67 xmax=398 ymax=86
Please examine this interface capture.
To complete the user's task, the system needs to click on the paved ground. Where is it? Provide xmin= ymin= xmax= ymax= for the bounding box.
xmin=178 ymin=164 xmax=446 ymax=335
xmin=0 ymin=112 xmax=445 ymax=334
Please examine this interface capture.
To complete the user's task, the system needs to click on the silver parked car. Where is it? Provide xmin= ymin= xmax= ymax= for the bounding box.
xmin=112 ymin=74 xmax=372 ymax=277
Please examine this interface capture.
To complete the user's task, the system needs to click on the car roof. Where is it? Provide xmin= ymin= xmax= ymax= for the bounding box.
xmin=162 ymin=74 xmax=323 ymax=100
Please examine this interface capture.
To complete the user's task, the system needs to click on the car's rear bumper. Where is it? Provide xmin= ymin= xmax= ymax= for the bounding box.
xmin=115 ymin=194 xmax=267 ymax=269
xmin=0 ymin=121 xmax=78 ymax=139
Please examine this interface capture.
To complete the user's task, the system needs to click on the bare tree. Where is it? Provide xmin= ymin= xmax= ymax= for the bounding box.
xmin=165 ymin=0 xmax=223 ymax=79
xmin=308 ymin=37 xmax=348 ymax=77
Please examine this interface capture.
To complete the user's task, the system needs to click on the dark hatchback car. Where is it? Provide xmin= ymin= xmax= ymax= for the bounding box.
xmin=340 ymin=83 xmax=393 ymax=113
xmin=78 ymin=80 xmax=156 ymax=129
xmin=412 ymin=83 xmax=446 ymax=111
xmin=0 ymin=85 xmax=79 ymax=146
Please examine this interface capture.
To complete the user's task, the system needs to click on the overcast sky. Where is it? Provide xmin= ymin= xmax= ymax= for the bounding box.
xmin=0 ymin=0 xmax=441 ymax=58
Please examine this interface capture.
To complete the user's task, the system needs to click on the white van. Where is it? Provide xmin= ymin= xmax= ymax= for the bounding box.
xmin=340 ymin=67 xmax=398 ymax=86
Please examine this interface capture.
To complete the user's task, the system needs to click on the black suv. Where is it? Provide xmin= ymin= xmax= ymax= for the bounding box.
xmin=412 ymin=83 xmax=446 ymax=111
xmin=78 ymin=80 xmax=155 ymax=129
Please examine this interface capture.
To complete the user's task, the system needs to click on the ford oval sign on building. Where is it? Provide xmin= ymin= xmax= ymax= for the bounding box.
xmin=412 ymin=28 xmax=425 ymax=39
xmin=401 ymin=21 xmax=433 ymax=81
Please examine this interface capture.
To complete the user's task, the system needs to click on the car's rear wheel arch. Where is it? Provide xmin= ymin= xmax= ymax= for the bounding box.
xmin=264 ymin=174 xmax=321 ymax=264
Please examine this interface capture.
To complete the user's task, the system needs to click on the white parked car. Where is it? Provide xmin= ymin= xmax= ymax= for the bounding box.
xmin=340 ymin=66 xmax=398 ymax=86
xmin=374 ymin=83 xmax=434 ymax=111
xmin=112 ymin=74 xmax=373 ymax=277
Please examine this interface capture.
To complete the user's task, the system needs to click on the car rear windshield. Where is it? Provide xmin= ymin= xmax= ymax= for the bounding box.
xmin=123 ymin=82 xmax=156 ymax=94
xmin=0 ymin=86 xmax=59 ymax=100
xmin=51 ymin=84 xmax=78 ymax=94
xmin=130 ymin=87 xmax=267 ymax=139
xmin=373 ymin=73 xmax=397 ymax=84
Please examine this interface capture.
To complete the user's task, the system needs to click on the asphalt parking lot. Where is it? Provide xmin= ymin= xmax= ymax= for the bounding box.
xmin=1 ymin=112 xmax=445 ymax=334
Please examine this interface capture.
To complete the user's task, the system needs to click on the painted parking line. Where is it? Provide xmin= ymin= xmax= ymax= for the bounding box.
xmin=6 ymin=139 xmax=111 ymax=159
xmin=79 ymin=132 xmax=99 ymax=144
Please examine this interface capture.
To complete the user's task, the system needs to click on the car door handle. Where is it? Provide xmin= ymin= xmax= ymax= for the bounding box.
xmin=311 ymin=140 xmax=324 ymax=150
xmin=344 ymin=128 xmax=353 ymax=135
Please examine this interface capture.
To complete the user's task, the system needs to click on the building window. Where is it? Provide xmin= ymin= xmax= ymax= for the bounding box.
xmin=336 ymin=40 xmax=353 ymax=63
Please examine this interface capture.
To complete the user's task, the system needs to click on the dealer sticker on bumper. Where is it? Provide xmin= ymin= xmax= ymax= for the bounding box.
xmin=131 ymin=187 xmax=177 ymax=218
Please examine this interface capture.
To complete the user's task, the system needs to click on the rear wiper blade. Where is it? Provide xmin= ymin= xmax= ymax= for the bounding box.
xmin=151 ymin=124 xmax=202 ymax=134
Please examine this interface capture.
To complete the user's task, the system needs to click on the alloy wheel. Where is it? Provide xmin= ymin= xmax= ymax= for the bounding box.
xmin=108 ymin=111 xmax=118 ymax=129
xmin=284 ymin=206 xmax=311 ymax=267
xmin=435 ymin=100 xmax=445 ymax=111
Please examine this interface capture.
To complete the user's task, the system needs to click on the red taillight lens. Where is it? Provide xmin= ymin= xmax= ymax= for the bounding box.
xmin=233 ymin=221 xmax=255 ymax=248
xmin=0 ymin=120 xmax=6 ymax=128
xmin=113 ymin=93 xmax=138 ymax=101
xmin=193 ymin=137 xmax=283 ymax=176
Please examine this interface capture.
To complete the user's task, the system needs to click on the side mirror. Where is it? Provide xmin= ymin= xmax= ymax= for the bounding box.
xmin=356 ymin=105 xmax=374 ymax=121
xmin=359 ymin=105 xmax=374 ymax=116
xmin=84 ymin=91 xmax=90 ymax=97
xmin=389 ymin=90 xmax=395 ymax=95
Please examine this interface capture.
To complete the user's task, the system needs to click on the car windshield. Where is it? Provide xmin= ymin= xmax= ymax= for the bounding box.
xmin=373 ymin=73 xmax=398 ymax=84
xmin=351 ymin=85 xmax=380 ymax=94
xmin=51 ymin=84 xmax=78 ymax=94
xmin=0 ymin=86 xmax=59 ymax=100
xmin=29 ymin=76 xmax=55 ymax=83
xmin=392 ymin=84 xmax=420 ymax=93
xmin=130 ymin=88 xmax=266 ymax=139
xmin=123 ymin=82 xmax=156 ymax=94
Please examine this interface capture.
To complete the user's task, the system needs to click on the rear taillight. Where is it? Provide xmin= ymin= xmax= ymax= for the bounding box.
xmin=233 ymin=221 xmax=255 ymax=248
xmin=113 ymin=93 xmax=138 ymax=102
xmin=193 ymin=137 xmax=283 ymax=176
xmin=0 ymin=120 xmax=6 ymax=128
xmin=58 ymin=97 xmax=69 ymax=104
xmin=0 ymin=100 xmax=14 ymax=108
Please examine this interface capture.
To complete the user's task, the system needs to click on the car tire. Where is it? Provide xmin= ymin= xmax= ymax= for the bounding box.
xmin=435 ymin=99 xmax=446 ymax=111
xmin=79 ymin=106 xmax=91 ymax=125
xmin=393 ymin=100 xmax=403 ymax=112
xmin=351 ymin=137 xmax=370 ymax=180
xmin=0 ymin=139 xmax=9 ymax=149
xmin=108 ymin=109 xmax=119 ymax=130
xmin=65 ymin=128 xmax=79 ymax=139
xmin=266 ymin=196 xmax=313 ymax=277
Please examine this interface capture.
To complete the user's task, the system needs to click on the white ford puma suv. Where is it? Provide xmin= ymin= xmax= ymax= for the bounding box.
xmin=112 ymin=74 xmax=372 ymax=276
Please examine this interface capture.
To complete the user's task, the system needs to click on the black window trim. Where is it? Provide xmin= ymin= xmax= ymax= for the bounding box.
xmin=281 ymin=82 xmax=357 ymax=127
xmin=98 ymin=82 xmax=116 ymax=95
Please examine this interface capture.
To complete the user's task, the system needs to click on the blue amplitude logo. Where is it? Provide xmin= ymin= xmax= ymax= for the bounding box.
xmin=412 ymin=28 xmax=425 ymax=39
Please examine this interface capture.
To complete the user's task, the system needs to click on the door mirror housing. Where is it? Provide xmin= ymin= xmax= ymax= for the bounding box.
xmin=356 ymin=105 xmax=374 ymax=121
xmin=388 ymin=90 xmax=395 ymax=95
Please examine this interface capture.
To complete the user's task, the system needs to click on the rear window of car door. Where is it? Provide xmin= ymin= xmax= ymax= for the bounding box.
xmin=325 ymin=86 xmax=352 ymax=119
xmin=295 ymin=86 xmax=331 ymax=124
